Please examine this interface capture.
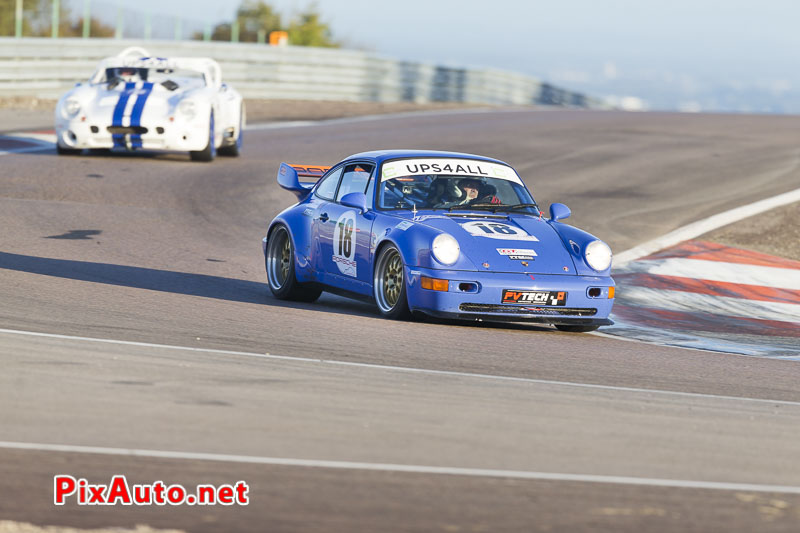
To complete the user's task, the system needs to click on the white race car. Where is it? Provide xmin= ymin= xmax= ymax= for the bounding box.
xmin=55 ymin=47 xmax=244 ymax=161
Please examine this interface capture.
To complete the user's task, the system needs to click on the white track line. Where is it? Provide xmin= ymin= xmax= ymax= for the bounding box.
xmin=2 ymin=441 xmax=799 ymax=494
xmin=614 ymin=186 xmax=800 ymax=266
xmin=0 ymin=132 xmax=57 ymax=156
xmin=245 ymin=106 xmax=526 ymax=131
xmin=0 ymin=146 xmax=52 ymax=155
xmin=11 ymin=132 xmax=56 ymax=144
xmin=1 ymin=327 xmax=798 ymax=407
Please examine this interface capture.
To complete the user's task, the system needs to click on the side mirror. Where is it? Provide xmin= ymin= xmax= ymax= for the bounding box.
xmin=340 ymin=192 xmax=368 ymax=213
xmin=549 ymin=203 xmax=571 ymax=222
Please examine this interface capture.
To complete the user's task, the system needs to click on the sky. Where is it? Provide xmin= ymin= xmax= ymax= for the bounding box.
xmin=65 ymin=0 xmax=800 ymax=113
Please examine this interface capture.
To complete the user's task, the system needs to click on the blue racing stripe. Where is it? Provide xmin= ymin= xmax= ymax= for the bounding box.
xmin=129 ymin=82 xmax=154 ymax=149
xmin=112 ymin=82 xmax=137 ymax=148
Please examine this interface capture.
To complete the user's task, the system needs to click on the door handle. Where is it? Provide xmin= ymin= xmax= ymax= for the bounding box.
xmin=318 ymin=213 xmax=329 ymax=222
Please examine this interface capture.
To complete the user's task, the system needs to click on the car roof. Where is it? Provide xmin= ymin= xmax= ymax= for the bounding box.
xmin=342 ymin=149 xmax=512 ymax=167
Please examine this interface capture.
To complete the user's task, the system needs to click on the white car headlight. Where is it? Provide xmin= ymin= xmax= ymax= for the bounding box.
xmin=432 ymin=233 xmax=460 ymax=265
xmin=584 ymin=240 xmax=612 ymax=271
xmin=178 ymin=100 xmax=196 ymax=119
xmin=64 ymin=99 xmax=81 ymax=117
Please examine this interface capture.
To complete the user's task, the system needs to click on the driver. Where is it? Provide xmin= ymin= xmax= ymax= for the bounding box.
xmin=117 ymin=67 xmax=139 ymax=82
xmin=433 ymin=177 xmax=502 ymax=208
xmin=451 ymin=178 xmax=481 ymax=205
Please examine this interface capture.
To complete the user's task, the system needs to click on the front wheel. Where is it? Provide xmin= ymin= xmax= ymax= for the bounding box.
xmin=373 ymin=244 xmax=410 ymax=320
xmin=190 ymin=112 xmax=216 ymax=162
xmin=265 ymin=225 xmax=321 ymax=302
xmin=218 ymin=104 xmax=244 ymax=157
xmin=56 ymin=144 xmax=81 ymax=155
xmin=555 ymin=324 xmax=600 ymax=333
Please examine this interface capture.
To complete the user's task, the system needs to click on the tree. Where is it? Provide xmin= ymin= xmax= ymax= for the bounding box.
xmin=0 ymin=0 xmax=17 ymax=36
xmin=22 ymin=0 xmax=52 ymax=36
xmin=0 ymin=0 xmax=36 ymax=36
xmin=61 ymin=17 xmax=115 ymax=38
xmin=202 ymin=0 xmax=282 ymax=42
xmin=0 ymin=0 xmax=113 ymax=37
xmin=196 ymin=1 xmax=338 ymax=47
xmin=237 ymin=0 xmax=281 ymax=42
xmin=288 ymin=4 xmax=338 ymax=47
xmin=208 ymin=23 xmax=232 ymax=41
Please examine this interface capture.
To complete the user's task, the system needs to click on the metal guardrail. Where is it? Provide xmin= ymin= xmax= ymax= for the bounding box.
xmin=0 ymin=37 xmax=602 ymax=107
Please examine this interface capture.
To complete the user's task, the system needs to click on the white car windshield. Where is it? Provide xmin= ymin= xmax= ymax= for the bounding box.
xmin=100 ymin=67 xmax=206 ymax=89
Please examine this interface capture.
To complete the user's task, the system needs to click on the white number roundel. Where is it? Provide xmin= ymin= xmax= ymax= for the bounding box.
xmin=333 ymin=211 xmax=357 ymax=277
xmin=460 ymin=221 xmax=539 ymax=241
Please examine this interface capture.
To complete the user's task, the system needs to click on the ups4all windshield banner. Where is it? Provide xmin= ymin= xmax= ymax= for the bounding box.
xmin=381 ymin=158 xmax=523 ymax=185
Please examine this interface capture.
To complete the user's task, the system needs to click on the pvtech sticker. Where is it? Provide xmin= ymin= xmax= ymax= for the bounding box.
xmin=502 ymin=290 xmax=566 ymax=306
xmin=496 ymin=248 xmax=537 ymax=259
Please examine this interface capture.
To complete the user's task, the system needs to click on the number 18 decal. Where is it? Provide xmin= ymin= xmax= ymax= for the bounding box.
xmin=333 ymin=211 xmax=357 ymax=277
xmin=460 ymin=221 xmax=539 ymax=241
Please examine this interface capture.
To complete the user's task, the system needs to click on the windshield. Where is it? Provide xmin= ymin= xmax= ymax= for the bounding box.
xmin=378 ymin=159 xmax=538 ymax=214
xmin=100 ymin=67 xmax=206 ymax=88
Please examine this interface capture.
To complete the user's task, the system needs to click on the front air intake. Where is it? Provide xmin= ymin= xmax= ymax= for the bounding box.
xmin=107 ymin=126 xmax=148 ymax=134
xmin=459 ymin=304 xmax=597 ymax=316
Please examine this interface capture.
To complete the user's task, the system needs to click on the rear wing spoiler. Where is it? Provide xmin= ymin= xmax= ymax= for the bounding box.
xmin=277 ymin=163 xmax=331 ymax=201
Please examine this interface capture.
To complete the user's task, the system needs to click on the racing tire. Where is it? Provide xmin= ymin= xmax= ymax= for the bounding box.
xmin=218 ymin=104 xmax=244 ymax=157
xmin=190 ymin=112 xmax=216 ymax=162
xmin=554 ymin=324 xmax=600 ymax=333
xmin=265 ymin=225 xmax=322 ymax=302
xmin=373 ymin=244 xmax=411 ymax=320
xmin=56 ymin=144 xmax=81 ymax=156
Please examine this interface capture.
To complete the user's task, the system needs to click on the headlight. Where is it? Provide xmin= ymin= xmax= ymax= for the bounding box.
xmin=584 ymin=240 xmax=612 ymax=271
xmin=178 ymin=100 xmax=196 ymax=119
xmin=64 ymin=99 xmax=81 ymax=117
xmin=432 ymin=233 xmax=460 ymax=265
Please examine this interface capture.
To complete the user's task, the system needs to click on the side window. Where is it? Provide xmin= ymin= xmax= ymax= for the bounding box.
xmin=336 ymin=163 xmax=375 ymax=202
xmin=314 ymin=167 xmax=343 ymax=200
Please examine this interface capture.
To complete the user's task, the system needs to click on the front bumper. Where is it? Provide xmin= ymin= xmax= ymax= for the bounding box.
xmin=55 ymin=119 xmax=209 ymax=152
xmin=405 ymin=267 xmax=615 ymax=326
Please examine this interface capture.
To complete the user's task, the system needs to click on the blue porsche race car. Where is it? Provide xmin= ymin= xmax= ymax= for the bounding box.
xmin=262 ymin=150 xmax=615 ymax=332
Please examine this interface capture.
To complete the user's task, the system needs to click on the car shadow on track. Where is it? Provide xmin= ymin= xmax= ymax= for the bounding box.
xmin=0 ymin=251 xmax=559 ymax=331
xmin=47 ymin=150 xmax=207 ymax=163
xmin=9 ymin=144 xmax=211 ymax=163
xmin=423 ymin=315 xmax=554 ymax=333
xmin=0 ymin=251 xmax=374 ymax=316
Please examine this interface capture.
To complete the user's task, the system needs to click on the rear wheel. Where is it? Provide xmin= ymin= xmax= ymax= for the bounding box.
xmin=190 ymin=112 xmax=216 ymax=162
xmin=265 ymin=225 xmax=321 ymax=302
xmin=555 ymin=324 xmax=600 ymax=333
xmin=373 ymin=244 xmax=411 ymax=320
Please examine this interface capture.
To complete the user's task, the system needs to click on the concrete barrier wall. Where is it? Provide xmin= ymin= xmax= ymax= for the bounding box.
xmin=0 ymin=37 xmax=601 ymax=107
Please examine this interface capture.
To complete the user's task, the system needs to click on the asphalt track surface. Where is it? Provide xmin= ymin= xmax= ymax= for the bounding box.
xmin=1 ymin=108 xmax=800 ymax=532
